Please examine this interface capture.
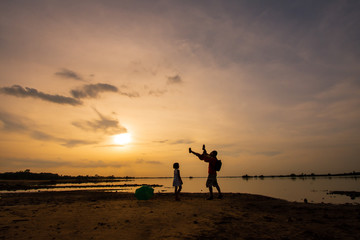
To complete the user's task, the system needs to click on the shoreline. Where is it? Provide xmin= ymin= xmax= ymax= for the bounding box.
xmin=1 ymin=188 xmax=360 ymax=203
xmin=1 ymin=191 xmax=360 ymax=239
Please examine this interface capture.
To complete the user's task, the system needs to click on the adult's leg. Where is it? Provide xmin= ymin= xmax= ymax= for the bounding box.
xmin=216 ymin=185 xmax=223 ymax=199
xmin=207 ymin=186 xmax=214 ymax=200
xmin=213 ymin=176 xmax=222 ymax=199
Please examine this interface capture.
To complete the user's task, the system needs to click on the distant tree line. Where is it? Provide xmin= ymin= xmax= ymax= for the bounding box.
xmin=0 ymin=169 xmax=134 ymax=180
xmin=241 ymin=171 xmax=360 ymax=179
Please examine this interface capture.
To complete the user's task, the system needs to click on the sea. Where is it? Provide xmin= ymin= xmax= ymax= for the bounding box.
xmin=1 ymin=176 xmax=359 ymax=204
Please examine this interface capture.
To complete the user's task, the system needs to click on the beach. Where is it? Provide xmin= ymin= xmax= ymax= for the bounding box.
xmin=1 ymin=191 xmax=359 ymax=240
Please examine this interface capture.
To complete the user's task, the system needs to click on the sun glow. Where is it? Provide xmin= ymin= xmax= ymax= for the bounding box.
xmin=113 ymin=133 xmax=132 ymax=145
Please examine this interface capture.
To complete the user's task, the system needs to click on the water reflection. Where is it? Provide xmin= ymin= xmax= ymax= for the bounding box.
xmin=1 ymin=177 xmax=359 ymax=204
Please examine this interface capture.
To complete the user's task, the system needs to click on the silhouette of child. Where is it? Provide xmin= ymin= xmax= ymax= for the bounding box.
xmin=173 ymin=162 xmax=183 ymax=201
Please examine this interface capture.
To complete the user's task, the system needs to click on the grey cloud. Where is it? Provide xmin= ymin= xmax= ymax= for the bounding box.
xmin=72 ymin=108 xmax=127 ymax=135
xmin=170 ymin=139 xmax=195 ymax=145
xmin=135 ymin=159 xmax=161 ymax=165
xmin=167 ymin=74 xmax=183 ymax=85
xmin=148 ymin=89 xmax=167 ymax=97
xmin=118 ymin=85 xmax=140 ymax=98
xmin=0 ymin=111 xmax=30 ymax=132
xmin=31 ymin=130 xmax=97 ymax=147
xmin=55 ymin=68 xmax=84 ymax=81
xmin=71 ymin=83 xmax=118 ymax=99
xmin=0 ymin=85 xmax=82 ymax=106
xmin=0 ymin=157 xmax=67 ymax=169
xmin=0 ymin=112 xmax=97 ymax=148
xmin=119 ymin=90 xmax=140 ymax=98
xmin=71 ymin=160 xmax=124 ymax=168
xmin=0 ymin=158 xmax=124 ymax=169
xmin=153 ymin=139 xmax=194 ymax=145
xmin=147 ymin=160 xmax=161 ymax=164
xmin=30 ymin=130 xmax=98 ymax=148
xmin=61 ymin=139 xmax=98 ymax=148
xmin=153 ymin=140 xmax=169 ymax=144
xmin=135 ymin=159 xmax=144 ymax=164
xmin=31 ymin=130 xmax=58 ymax=141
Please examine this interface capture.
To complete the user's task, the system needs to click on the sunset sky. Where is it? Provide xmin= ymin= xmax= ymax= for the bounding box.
xmin=1 ymin=0 xmax=359 ymax=177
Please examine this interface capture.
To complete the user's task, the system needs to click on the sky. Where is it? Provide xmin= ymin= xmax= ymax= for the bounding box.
xmin=0 ymin=0 xmax=359 ymax=177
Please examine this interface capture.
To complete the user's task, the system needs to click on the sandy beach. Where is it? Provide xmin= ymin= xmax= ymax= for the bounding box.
xmin=1 ymin=191 xmax=359 ymax=240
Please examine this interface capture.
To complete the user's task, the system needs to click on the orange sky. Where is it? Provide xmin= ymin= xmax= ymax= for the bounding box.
xmin=1 ymin=1 xmax=360 ymax=177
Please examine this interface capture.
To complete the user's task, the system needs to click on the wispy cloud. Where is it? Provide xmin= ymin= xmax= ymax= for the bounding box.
xmin=0 ymin=85 xmax=82 ymax=106
xmin=135 ymin=159 xmax=162 ymax=165
xmin=167 ymin=74 xmax=183 ymax=85
xmin=30 ymin=130 xmax=97 ymax=148
xmin=147 ymin=74 xmax=183 ymax=97
xmin=119 ymin=90 xmax=140 ymax=98
xmin=170 ymin=139 xmax=195 ymax=145
xmin=0 ymin=82 xmax=138 ymax=106
xmin=153 ymin=139 xmax=194 ymax=145
xmin=148 ymin=89 xmax=167 ymax=97
xmin=72 ymin=108 xmax=127 ymax=135
xmin=61 ymin=139 xmax=98 ymax=148
xmin=71 ymin=83 xmax=118 ymax=99
xmin=0 ymin=157 xmax=125 ymax=169
xmin=153 ymin=140 xmax=169 ymax=144
xmin=55 ymin=68 xmax=84 ymax=81
xmin=0 ymin=111 xmax=30 ymax=132
xmin=0 ymin=157 xmax=67 ymax=169
xmin=72 ymin=160 xmax=125 ymax=168
xmin=0 ymin=112 xmax=98 ymax=148
xmin=70 ymin=83 xmax=140 ymax=99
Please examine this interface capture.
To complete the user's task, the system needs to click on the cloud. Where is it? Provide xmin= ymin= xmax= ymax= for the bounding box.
xmin=0 ymin=112 xmax=98 ymax=147
xmin=72 ymin=160 xmax=124 ymax=168
xmin=71 ymin=83 xmax=118 ymax=99
xmin=61 ymin=139 xmax=98 ymax=148
xmin=70 ymin=83 xmax=140 ymax=99
xmin=0 ymin=157 xmax=67 ymax=169
xmin=170 ymin=139 xmax=195 ymax=145
xmin=55 ymin=68 xmax=84 ymax=81
xmin=0 ymin=111 xmax=30 ymax=132
xmin=152 ymin=139 xmax=194 ymax=145
xmin=72 ymin=108 xmax=127 ymax=135
xmin=119 ymin=90 xmax=140 ymax=98
xmin=146 ymin=74 xmax=183 ymax=97
xmin=30 ymin=130 xmax=97 ymax=147
xmin=30 ymin=130 xmax=57 ymax=141
xmin=167 ymin=74 xmax=183 ymax=85
xmin=0 ymin=85 xmax=82 ymax=106
xmin=0 ymin=83 xmax=137 ymax=107
xmin=0 ymin=157 xmax=125 ymax=169
xmin=153 ymin=140 xmax=169 ymax=144
xmin=148 ymin=89 xmax=167 ymax=97
xmin=135 ymin=159 xmax=161 ymax=165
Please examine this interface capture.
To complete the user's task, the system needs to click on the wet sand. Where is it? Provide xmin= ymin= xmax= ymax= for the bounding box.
xmin=1 ymin=191 xmax=359 ymax=240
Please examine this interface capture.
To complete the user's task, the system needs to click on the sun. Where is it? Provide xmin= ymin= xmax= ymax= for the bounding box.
xmin=113 ymin=133 xmax=132 ymax=145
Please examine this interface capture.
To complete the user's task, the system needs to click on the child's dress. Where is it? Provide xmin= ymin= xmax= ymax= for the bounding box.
xmin=173 ymin=169 xmax=182 ymax=187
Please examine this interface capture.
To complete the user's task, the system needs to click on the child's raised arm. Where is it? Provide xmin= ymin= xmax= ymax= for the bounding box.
xmin=189 ymin=148 xmax=203 ymax=160
xmin=202 ymin=144 xmax=208 ymax=155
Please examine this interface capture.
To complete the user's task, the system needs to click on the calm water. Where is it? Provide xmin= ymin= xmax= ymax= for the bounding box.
xmin=2 ymin=176 xmax=359 ymax=204
xmin=132 ymin=176 xmax=360 ymax=204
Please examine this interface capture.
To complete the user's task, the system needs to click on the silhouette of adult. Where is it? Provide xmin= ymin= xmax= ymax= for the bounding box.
xmin=189 ymin=144 xmax=222 ymax=200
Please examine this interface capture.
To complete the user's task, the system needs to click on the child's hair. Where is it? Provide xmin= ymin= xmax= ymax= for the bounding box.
xmin=173 ymin=162 xmax=179 ymax=169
